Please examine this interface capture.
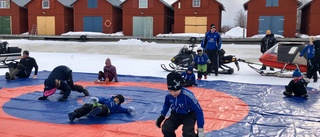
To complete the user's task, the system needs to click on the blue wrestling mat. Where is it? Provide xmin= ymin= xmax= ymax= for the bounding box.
xmin=0 ymin=71 xmax=319 ymax=136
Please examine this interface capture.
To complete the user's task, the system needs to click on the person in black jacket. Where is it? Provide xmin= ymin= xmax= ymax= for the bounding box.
xmin=260 ymin=30 xmax=277 ymax=70
xmin=38 ymin=65 xmax=89 ymax=101
xmin=5 ymin=50 xmax=38 ymax=80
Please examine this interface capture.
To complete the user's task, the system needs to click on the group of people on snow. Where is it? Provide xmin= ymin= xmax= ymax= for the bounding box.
xmin=3 ymin=23 xmax=319 ymax=137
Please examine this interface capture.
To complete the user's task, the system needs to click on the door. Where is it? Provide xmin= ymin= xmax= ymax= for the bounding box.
xmin=83 ymin=16 xmax=102 ymax=32
xmin=258 ymin=16 xmax=284 ymax=36
xmin=37 ymin=16 xmax=55 ymax=35
xmin=133 ymin=16 xmax=153 ymax=37
xmin=184 ymin=16 xmax=207 ymax=33
xmin=0 ymin=16 xmax=11 ymax=34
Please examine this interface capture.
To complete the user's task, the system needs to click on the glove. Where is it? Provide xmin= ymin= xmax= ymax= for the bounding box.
xmin=127 ymin=106 xmax=136 ymax=115
xmin=207 ymin=60 xmax=211 ymax=64
xmin=191 ymin=61 xmax=195 ymax=65
xmin=38 ymin=96 xmax=47 ymax=100
xmin=197 ymin=128 xmax=205 ymax=137
xmin=155 ymin=115 xmax=165 ymax=128
xmin=91 ymin=97 xmax=99 ymax=103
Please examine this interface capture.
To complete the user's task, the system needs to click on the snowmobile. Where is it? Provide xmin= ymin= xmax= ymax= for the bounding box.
xmin=160 ymin=43 xmax=240 ymax=74
xmin=0 ymin=41 xmax=22 ymax=68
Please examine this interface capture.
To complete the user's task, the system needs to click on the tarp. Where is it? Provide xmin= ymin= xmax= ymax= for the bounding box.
xmin=0 ymin=71 xmax=319 ymax=136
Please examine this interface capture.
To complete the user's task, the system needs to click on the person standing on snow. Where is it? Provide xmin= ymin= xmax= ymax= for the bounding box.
xmin=5 ymin=50 xmax=38 ymax=80
xmin=38 ymin=65 xmax=89 ymax=101
xmin=260 ymin=30 xmax=277 ymax=70
xmin=299 ymin=36 xmax=318 ymax=82
xmin=201 ymin=23 xmax=221 ymax=76
xmin=192 ymin=47 xmax=211 ymax=80
xmin=94 ymin=58 xmax=119 ymax=84
xmin=156 ymin=72 xmax=205 ymax=137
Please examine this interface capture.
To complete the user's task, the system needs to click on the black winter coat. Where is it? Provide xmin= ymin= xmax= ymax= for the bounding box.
xmin=260 ymin=34 xmax=277 ymax=53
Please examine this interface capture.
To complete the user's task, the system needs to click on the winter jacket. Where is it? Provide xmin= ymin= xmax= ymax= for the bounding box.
xmin=300 ymin=44 xmax=315 ymax=59
xmin=194 ymin=53 xmax=210 ymax=65
xmin=104 ymin=65 xmax=118 ymax=82
xmin=201 ymin=31 xmax=221 ymax=50
xmin=260 ymin=34 xmax=277 ymax=53
xmin=19 ymin=56 xmax=38 ymax=75
xmin=160 ymin=88 xmax=204 ymax=128
xmin=44 ymin=65 xmax=72 ymax=90
xmin=181 ymin=68 xmax=196 ymax=85
xmin=98 ymin=96 xmax=129 ymax=114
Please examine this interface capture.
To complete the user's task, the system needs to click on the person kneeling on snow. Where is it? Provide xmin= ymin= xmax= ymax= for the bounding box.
xmin=283 ymin=68 xmax=309 ymax=97
xmin=181 ymin=66 xmax=197 ymax=87
xmin=68 ymin=94 xmax=135 ymax=122
xmin=38 ymin=65 xmax=89 ymax=101
xmin=94 ymin=58 xmax=119 ymax=84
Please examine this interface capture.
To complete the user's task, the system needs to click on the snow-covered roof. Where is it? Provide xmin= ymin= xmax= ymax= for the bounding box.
xmin=298 ymin=0 xmax=312 ymax=10
xmin=107 ymin=0 xmax=122 ymax=7
xmin=244 ymin=0 xmax=302 ymax=10
xmin=58 ymin=0 xmax=77 ymax=7
xmin=11 ymin=0 xmax=31 ymax=7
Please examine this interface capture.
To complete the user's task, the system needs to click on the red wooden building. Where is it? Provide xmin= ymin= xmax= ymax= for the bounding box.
xmin=172 ymin=0 xmax=224 ymax=33
xmin=299 ymin=0 xmax=320 ymax=36
xmin=121 ymin=0 xmax=174 ymax=37
xmin=244 ymin=0 xmax=300 ymax=38
xmin=0 ymin=0 xmax=30 ymax=34
xmin=72 ymin=0 xmax=122 ymax=34
xmin=27 ymin=0 xmax=75 ymax=35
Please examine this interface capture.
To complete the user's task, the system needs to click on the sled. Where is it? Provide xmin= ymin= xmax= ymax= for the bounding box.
xmin=0 ymin=41 xmax=22 ymax=68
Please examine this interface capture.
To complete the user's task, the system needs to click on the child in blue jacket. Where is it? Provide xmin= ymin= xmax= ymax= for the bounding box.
xmin=299 ymin=37 xmax=318 ymax=82
xmin=68 ymin=94 xmax=135 ymax=122
xmin=181 ymin=66 xmax=197 ymax=87
xmin=193 ymin=47 xmax=210 ymax=80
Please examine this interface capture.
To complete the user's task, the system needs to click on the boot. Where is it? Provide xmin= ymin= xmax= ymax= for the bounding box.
xmin=6 ymin=68 xmax=20 ymax=80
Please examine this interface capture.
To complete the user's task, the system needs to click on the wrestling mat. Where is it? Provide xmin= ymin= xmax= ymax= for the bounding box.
xmin=0 ymin=71 xmax=319 ymax=137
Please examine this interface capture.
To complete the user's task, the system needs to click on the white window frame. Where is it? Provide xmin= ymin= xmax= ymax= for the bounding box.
xmin=192 ymin=0 xmax=200 ymax=7
xmin=42 ymin=0 xmax=50 ymax=9
xmin=139 ymin=0 xmax=148 ymax=9
xmin=0 ymin=1 xmax=7 ymax=8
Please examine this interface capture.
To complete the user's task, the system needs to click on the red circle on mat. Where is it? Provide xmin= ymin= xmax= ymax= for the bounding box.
xmin=0 ymin=81 xmax=249 ymax=136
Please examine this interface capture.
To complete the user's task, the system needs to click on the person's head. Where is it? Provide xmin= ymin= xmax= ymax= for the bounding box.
xmin=197 ymin=47 xmax=203 ymax=55
xmin=266 ymin=30 xmax=271 ymax=35
xmin=210 ymin=24 xmax=216 ymax=32
xmin=114 ymin=94 xmax=125 ymax=105
xmin=22 ymin=50 xmax=29 ymax=58
xmin=167 ymin=72 xmax=183 ymax=97
xmin=292 ymin=68 xmax=302 ymax=78
xmin=43 ymin=79 xmax=60 ymax=96
xmin=309 ymin=36 xmax=315 ymax=45
xmin=187 ymin=66 xmax=193 ymax=74
xmin=105 ymin=58 xmax=111 ymax=67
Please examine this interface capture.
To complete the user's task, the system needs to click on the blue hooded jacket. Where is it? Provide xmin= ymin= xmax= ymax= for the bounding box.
xmin=98 ymin=96 xmax=128 ymax=114
xmin=160 ymin=88 xmax=204 ymax=128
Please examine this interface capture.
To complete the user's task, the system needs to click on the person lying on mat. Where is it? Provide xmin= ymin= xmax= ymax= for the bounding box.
xmin=38 ymin=65 xmax=89 ymax=101
xmin=68 ymin=94 xmax=135 ymax=122
xmin=283 ymin=68 xmax=309 ymax=98
xmin=94 ymin=58 xmax=119 ymax=84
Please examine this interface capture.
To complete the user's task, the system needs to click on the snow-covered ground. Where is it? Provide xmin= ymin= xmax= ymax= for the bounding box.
xmin=0 ymin=38 xmax=318 ymax=90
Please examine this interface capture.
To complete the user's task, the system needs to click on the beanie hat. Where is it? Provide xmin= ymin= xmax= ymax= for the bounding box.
xmin=210 ymin=24 xmax=215 ymax=28
xmin=167 ymin=72 xmax=183 ymax=90
xmin=187 ymin=66 xmax=193 ymax=73
xmin=292 ymin=68 xmax=302 ymax=77
xmin=44 ymin=78 xmax=56 ymax=90
xmin=115 ymin=94 xmax=125 ymax=104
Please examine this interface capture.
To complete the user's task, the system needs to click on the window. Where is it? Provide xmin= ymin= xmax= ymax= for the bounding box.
xmin=42 ymin=0 xmax=49 ymax=9
xmin=266 ymin=0 xmax=278 ymax=7
xmin=193 ymin=0 xmax=200 ymax=7
xmin=0 ymin=1 xmax=7 ymax=8
xmin=139 ymin=0 xmax=148 ymax=8
xmin=88 ymin=0 xmax=97 ymax=8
